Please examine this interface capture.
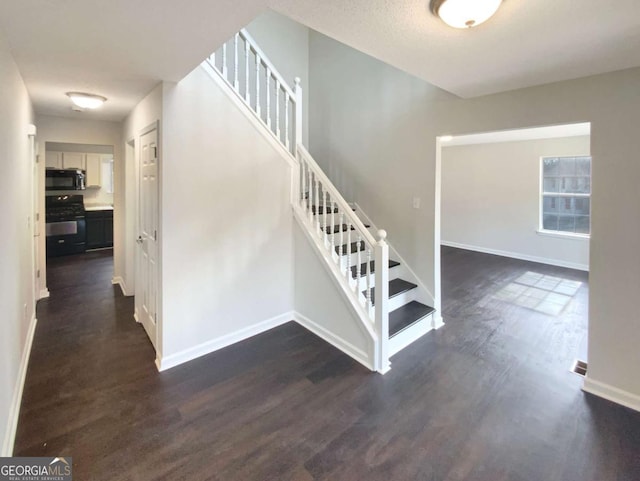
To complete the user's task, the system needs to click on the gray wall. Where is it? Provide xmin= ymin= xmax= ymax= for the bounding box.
xmin=0 ymin=29 xmax=35 ymax=455
xmin=442 ymin=136 xmax=590 ymax=270
xmin=308 ymin=31 xmax=640 ymax=402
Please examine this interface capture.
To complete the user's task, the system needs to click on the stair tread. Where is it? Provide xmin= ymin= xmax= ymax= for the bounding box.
xmin=350 ymin=260 xmax=400 ymax=278
xmin=322 ymin=223 xmax=370 ymax=234
xmin=335 ymin=241 xmax=366 ymax=256
xmin=389 ymin=301 xmax=435 ymax=337
xmin=366 ymin=278 xmax=418 ymax=305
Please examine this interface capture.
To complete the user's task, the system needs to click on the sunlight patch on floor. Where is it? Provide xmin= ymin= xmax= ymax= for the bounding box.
xmin=494 ymin=272 xmax=582 ymax=316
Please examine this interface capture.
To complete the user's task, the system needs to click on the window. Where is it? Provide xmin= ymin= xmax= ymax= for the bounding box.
xmin=101 ymin=157 xmax=114 ymax=194
xmin=541 ymin=156 xmax=591 ymax=235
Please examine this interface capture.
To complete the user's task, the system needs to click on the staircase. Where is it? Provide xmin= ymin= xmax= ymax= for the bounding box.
xmin=203 ymin=28 xmax=438 ymax=372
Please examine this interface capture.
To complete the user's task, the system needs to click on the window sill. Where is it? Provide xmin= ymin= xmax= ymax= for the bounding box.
xmin=536 ymin=229 xmax=590 ymax=240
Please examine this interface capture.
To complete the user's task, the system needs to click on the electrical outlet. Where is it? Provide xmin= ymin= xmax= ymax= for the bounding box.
xmin=412 ymin=197 xmax=421 ymax=209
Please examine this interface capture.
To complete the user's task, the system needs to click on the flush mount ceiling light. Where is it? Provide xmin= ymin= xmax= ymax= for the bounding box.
xmin=430 ymin=0 xmax=502 ymax=28
xmin=66 ymin=92 xmax=107 ymax=109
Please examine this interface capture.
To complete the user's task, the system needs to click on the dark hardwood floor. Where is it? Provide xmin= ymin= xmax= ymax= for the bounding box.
xmin=14 ymin=247 xmax=640 ymax=480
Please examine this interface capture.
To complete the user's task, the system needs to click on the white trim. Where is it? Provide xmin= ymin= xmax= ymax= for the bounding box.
xmin=388 ymin=313 xmax=434 ymax=357
xmin=2 ymin=315 xmax=37 ymax=456
xmin=441 ymin=240 xmax=589 ymax=271
xmin=432 ymin=314 xmax=445 ymax=330
xmin=583 ymin=377 xmax=640 ymax=413
xmin=38 ymin=288 xmax=50 ymax=300
xmin=536 ymin=229 xmax=590 ymax=240
xmin=200 ymin=62 xmax=296 ymax=169
xmin=111 ymin=276 xmax=129 ymax=296
xmin=155 ymin=312 xmax=292 ymax=371
xmin=294 ymin=311 xmax=374 ymax=371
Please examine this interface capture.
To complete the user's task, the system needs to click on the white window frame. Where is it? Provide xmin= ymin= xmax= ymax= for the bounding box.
xmin=537 ymin=155 xmax=591 ymax=239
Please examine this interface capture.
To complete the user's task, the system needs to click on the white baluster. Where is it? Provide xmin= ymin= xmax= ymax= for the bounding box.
xmin=222 ymin=42 xmax=228 ymax=79
xmin=294 ymin=77 xmax=302 ymax=148
xmin=331 ymin=201 xmax=336 ymax=254
xmin=275 ymin=81 xmax=281 ymax=142
xmin=266 ymin=68 xmax=271 ymax=129
xmin=307 ymin=166 xmax=313 ymax=222
xmin=346 ymin=224 xmax=352 ymax=282
xmin=355 ymin=231 xmax=361 ymax=293
xmin=300 ymin=159 xmax=306 ymax=208
xmin=233 ymin=33 xmax=239 ymax=89
xmin=255 ymin=54 xmax=261 ymax=117
xmin=339 ymin=212 xmax=345 ymax=269
xmin=366 ymin=248 xmax=372 ymax=309
xmin=285 ymin=92 xmax=290 ymax=150
xmin=314 ymin=177 xmax=320 ymax=234
xmin=244 ymin=40 xmax=250 ymax=103
xmin=323 ymin=190 xmax=328 ymax=246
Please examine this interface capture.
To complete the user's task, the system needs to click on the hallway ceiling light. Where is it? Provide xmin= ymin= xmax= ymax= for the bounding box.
xmin=430 ymin=0 xmax=502 ymax=29
xmin=66 ymin=92 xmax=107 ymax=109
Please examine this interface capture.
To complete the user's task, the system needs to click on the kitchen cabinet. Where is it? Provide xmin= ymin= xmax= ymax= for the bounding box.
xmin=85 ymin=154 xmax=102 ymax=187
xmin=62 ymin=152 xmax=86 ymax=170
xmin=45 ymin=151 xmax=63 ymax=169
xmin=85 ymin=208 xmax=114 ymax=249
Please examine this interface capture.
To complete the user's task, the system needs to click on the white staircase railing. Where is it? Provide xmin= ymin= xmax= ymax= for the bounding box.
xmin=295 ymin=146 xmax=390 ymax=372
xmin=205 ymin=29 xmax=390 ymax=373
xmin=206 ymin=29 xmax=302 ymax=156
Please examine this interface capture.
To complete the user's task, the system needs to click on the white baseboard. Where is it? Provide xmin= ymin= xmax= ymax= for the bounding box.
xmin=111 ymin=277 xmax=130 ymax=296
xmin=38 ymin=289 xmax=49 ymax=300
xmin=582 ymin=377 xmax=640 ymax=413
xmin=156 ymin=312 xmax=293 ymax=372
xmin=441 ymin=240 xmax=589 ymax=272
xmin=2 ymin=315 xmax=37 ymax=456
xmin=294 ymin=311 xmax=374 ymax=371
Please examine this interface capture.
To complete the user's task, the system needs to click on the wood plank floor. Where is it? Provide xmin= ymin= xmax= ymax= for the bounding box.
xmin=14 ymin=247 xmax=640 ymax=480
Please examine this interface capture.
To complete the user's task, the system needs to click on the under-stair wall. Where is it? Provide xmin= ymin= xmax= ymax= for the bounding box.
xmin=157 ymin=66 xmax=295 ymax=369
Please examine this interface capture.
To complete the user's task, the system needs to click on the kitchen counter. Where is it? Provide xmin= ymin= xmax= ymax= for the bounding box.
xmin=85 ymin=205 xmax=114 ymax=211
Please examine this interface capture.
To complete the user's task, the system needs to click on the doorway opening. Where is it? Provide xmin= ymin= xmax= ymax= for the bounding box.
xmin=44 ymin=142 xmax=115 ymax=293
xmin=435 ymin=123 xmax=591 ymax=371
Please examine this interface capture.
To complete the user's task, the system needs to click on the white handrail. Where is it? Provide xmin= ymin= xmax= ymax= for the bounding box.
xmin=297 ymin=145 xmax=377 ymax=247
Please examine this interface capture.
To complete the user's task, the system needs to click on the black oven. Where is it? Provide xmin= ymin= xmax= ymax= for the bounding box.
xmin=45 ymin=168 xmax=86 ymax=191
xmin=46 ymin=195 xmax=86 ymax=257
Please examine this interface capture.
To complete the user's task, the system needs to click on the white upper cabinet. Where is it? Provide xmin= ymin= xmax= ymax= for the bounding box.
xmin=62 ymin=152 xmax=86 ymax=170
xmin=45 ymin=151 xmax=62 ymax=169
xmin=85 ymin=153 xmax=102 ymax=188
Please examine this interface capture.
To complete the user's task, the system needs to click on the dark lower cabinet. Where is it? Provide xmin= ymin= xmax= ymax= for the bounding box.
xmin=86 ymin=209 xmax=113 ymax=249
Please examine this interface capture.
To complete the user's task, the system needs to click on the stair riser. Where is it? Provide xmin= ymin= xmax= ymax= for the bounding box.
xmin=323 ymin=229 xmax=372 ymax=246
xmin=388 ymin=313 xmax=435 ymax=357
xmin=387 ymin=290 xmax=417 ymax=312
xmin=353 ymin=264 xmax=401 ymax=291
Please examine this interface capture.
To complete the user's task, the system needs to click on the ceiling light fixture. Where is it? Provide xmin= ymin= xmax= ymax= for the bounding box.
xmin=430 ymin=0 xmax=502 ymax=29
xmin=66 ymin=92 xmax=107 ymax=109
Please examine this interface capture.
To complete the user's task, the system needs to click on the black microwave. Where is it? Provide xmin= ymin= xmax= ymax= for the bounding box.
xmin=45 ymin=169 xmax=86 ymax=191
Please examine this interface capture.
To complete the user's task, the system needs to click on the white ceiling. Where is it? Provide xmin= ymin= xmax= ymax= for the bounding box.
xmin=1 ymin=0 xmax=639 ymax=121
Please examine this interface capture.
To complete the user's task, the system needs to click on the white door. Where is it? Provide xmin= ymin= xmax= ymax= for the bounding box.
xmin=136 ymin=129 xmax=159 ymax=349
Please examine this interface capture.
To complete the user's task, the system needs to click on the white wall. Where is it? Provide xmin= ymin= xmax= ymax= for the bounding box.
xmin=159 ymin=66 xmax=294 ymax=362
xmin=441 ymin=136 xmax=590 ymax=270
xmin=294 ymin=222 xmax=374 ymax=368
xmin=0 ymin=29 xmax=35 ymax=456
xmin=35 ymin=115 xmax=122 ymax=295
xmin=245 ymin=9 xmax=310 ymax=145
xmin=308 ymin=30 xmax=640 ymax=407
xmin=121 ymin=84 xmax=163 ymax=298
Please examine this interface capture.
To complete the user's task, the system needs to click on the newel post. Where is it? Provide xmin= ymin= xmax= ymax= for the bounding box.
xmin=374 ymin=229 xmax=390 ymax=373
xmin=294 ymin=77 xmax=303 ymax=148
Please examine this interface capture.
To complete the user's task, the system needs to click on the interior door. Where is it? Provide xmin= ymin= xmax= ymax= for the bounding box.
xmin=136 ymin=128 xmax=159 ymax=349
